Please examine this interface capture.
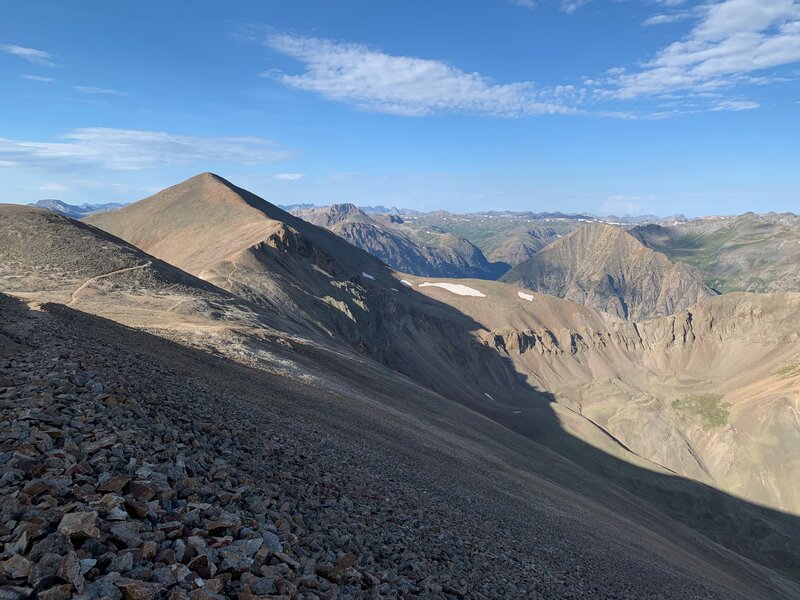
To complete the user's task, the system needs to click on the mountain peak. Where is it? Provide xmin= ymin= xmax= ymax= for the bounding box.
xmin=502 ymin=222 xmax=714 ymax=320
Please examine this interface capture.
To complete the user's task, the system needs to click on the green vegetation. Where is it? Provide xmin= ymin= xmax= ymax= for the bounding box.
xmin=633 ymin=217 xmax=800 ymax=294
xmin=672 ymin=393 xmax=731 ymax=430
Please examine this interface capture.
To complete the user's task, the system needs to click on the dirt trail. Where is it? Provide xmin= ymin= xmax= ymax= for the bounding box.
xmin=68 ymin=262 xmax=152 ymax=305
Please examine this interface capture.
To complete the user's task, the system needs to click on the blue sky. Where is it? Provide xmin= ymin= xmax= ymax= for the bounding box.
xmin=1 ymin=0 xmax=798 ymax=216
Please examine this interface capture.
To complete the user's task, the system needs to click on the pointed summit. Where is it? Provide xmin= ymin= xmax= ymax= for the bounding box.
xmin=501 ymin=222 xmax=714 ymax=320
xmin=85 ymin=172 xmax=322 ymax=273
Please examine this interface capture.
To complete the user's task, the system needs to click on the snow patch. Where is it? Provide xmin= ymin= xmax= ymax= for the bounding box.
xmin=312 ymin=264 xmax=333 ymax=278
xmin=400 ymin=279 xmax=413 ymax=287
xmin=361 ymin=272 xmax=375 ymax=280
xmin=517 ymin=291 xmax=534 ymax=302
xmin=419 ymin=282 xmax=486 ymax=297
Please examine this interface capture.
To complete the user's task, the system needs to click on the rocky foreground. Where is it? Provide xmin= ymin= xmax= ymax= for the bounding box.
xmin=0 ymin=292 xmax=759 ymax=599
xmin=0 ymin=299 xmax=523 ymax=599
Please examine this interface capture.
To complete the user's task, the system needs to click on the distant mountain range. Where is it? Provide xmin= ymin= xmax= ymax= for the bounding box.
xmin=291 ymin=203 xmax=508 ymax=279
xmin=630 ymin=212 xmax=800 ymax=294
xmin=29 ymin=198 xmax=128 ymax=219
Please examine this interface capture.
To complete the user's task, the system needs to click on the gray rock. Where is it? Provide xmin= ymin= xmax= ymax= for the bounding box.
xmin=109 ymin=524 xmax=143 ymax=549
xmin=75 ymin=572 xmax=122 ymax=600
xmin=261 ymin=531 xmax=282 ymax=553
xmin=57 ymin=551 xmax=84 ymax=593
xmin=28 ymin=533 xmax=70 ymax=562
xmin=28 ymin=553 xmax=63 ymax=591
xmin=57 ymin=511 xmax=100 ymax=541
xmin=1 ymin=555 xmax=32 ymax=580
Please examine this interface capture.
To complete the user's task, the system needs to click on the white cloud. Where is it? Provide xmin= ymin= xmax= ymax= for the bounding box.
xmin=0 ymin=128 xmax=295 ymax=170
xmin=273 ymin=173 xmax=304 ymax=180
xmin=1 ymin=44 xmax=55 ymax=67
xmin=509 ymin=0 xmax=536 ymax=7
xmin=604 ymin=0 xmax=800 ymax=99
xmin=264 ymin=7 xmax=798 ymax=119
xmin=263 ymin=34 xmax=577 ymax=117
xmin=73 ymin=86 xmax=128 ymax=96
xmin=22 ymin=74 xmax=55 ymax=82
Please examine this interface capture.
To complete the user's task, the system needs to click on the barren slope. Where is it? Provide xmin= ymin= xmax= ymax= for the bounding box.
xmin=0 ymin=204 xmax=275 ymax=335
xmin=501 ymin=222 xmax=715 ymax=320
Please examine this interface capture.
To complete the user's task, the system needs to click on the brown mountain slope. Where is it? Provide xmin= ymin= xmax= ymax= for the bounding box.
xmin=0 ymin=204 xmax=275 ymax=334
xmin=4 ymin=204 xmax=800 ymax=598
xmin=83 ymin=175 xmax=541 ymax=400
xmin=501 ymin=222 xmax=715 ymax=319
xmin=85 ymin=173 xmax=400 ymax=344
xmin=293 ymin=203 xmax=506 ymax=278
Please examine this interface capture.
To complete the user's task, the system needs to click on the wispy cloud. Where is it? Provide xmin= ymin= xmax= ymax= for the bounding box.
xmin=263 ymin=34 xmax=578 ymax=117
xmin=560 ymin=0 xmax=589 ymax=14
xmin=710 ymin=99 xmax=760 ymax=110
xmin=602 ymin=0 xmax=800 ymax=100
xmin=643 ymin=12 xmax=695 ymax=26
xmin=273 ymin=173 xmax=305 ymax=180
xmin=73 ymin=85 xmax=128 ymax=96
xmin=0 ymin=128 xmax=295 ymax=170
xmin=509 ymin=0 xmax=590 ymax=13
xmin=1 ymin=44 xmax=55 ymax=67
xmin=22 ymin=74 xmax=55 ymax=82
xmin=263 ymin=2 xmax=799 ymax=119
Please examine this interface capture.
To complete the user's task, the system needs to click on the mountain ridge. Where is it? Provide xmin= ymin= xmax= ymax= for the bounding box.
xmin=292 ymin=202 xmax=508 ymax=278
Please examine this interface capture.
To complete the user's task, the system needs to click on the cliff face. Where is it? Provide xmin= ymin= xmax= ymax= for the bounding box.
xmin=501 ymin=223 xmax=715 ymax=320
xmin=479 ymin=291 xmax=800 ymax=515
